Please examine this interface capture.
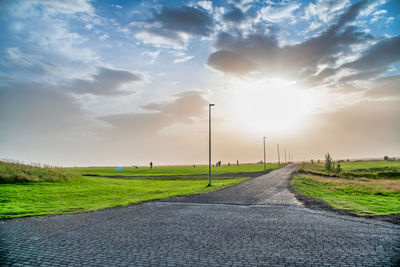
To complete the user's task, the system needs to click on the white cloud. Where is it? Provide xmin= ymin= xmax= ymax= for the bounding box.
xmin=85 ymin=24 xmax=93 ymax=30
xmin=141 ymin=50 xmax=160 ymax=64
xmin=31 ymin=0 xmax=94 ymax=15
xmin=197 ymin=1 xmax=212 ymax=12
xmin=134 ymin=31 xmax=189 ymax=50
xmin=174 ymin=56 xmax=194 ymax=63
xmin=370 ymin=9 xmax=387 ymax=23
xmin=303 ymin=0 xmax=349 ymax=23
xmin=99 ymin=33 xmax=109 ymax=40
xmin=261 ymin=3 xmax=301 ymax=23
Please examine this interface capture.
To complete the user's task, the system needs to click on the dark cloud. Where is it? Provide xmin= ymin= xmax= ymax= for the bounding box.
xmin=207 ymin=50 xmax=256 ymax=74
xmin=67 ymin=67 xmax=141 ymax=95
xmin=102 ymin=91 xmax=209 ymax=135
xmin=146 ymin=6 xmax=213 ymax=38
xmin=207 ymin=0 xmax=372 ymax=82
xmin=223 ymin=6 xmax=246 ymax=23
xmin=341 ymin=35 xmax=400 ymax=72
xmin=329 ymin=0 xmax=368 ymax=32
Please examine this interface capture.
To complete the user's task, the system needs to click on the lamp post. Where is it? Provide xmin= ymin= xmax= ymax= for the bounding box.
xmin=263 ymin=137 xmax=267 ymax=172
xmin=208 ymin=104 xmax=215 ymax=187
xmin=285 ymin=148 xmax=287 ymax=163
xmin=277 ymin=144 xmax=280 ymax=165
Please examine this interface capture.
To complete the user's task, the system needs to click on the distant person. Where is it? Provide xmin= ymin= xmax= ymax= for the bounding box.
xmin=150 ymin=162 xmax=153 ymax=169
xmin=237 ymin=160 xmax=239 ymax=166
xmin=228 ymin=162 xmax=230 ymax=166
xmin=193 ymin=164 xmax=196 ymax=168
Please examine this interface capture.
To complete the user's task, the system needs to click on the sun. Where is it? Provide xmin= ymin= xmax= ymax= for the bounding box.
xmin=226 ymin=78 xmax=317 ymax=136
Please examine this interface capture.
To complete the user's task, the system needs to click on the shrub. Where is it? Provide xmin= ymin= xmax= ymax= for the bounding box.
xmin=325 ymin=153 xmax=333 ymax=171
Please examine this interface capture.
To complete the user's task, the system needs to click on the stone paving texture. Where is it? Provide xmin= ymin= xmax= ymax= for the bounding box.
xmin=164 ymin=163 xmax=302 ymax=205
xmin=1 ymin=164 xmax=399 ymax=266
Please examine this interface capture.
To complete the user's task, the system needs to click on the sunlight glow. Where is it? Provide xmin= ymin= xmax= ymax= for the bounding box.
xmin=228 ymin=78 xmax=317 ymax=135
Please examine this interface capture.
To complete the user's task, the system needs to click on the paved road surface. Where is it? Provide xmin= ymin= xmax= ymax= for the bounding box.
xmin=1 ymin=164 xmax=399 ymax=266
xmin=164 ymin=163 xmax=302 ymax=205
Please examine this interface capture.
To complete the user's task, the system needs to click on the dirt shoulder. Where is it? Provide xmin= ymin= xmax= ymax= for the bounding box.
xmin=288 ymin=173 xmax=400 ymax=225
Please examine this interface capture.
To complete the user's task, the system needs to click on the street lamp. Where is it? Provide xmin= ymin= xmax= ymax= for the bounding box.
xmin=263 ymin=137 xmax=267 ymax=172
xmin=277 ymin=144 xmax=280 ymax=165
xmin=208 ymin=104 xmax=215 ymax=187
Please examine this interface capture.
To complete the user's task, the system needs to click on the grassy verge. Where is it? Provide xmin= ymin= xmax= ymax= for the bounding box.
xmin=0 ymin=160 xmax=77 ymax=183
xmin=0 ymin=176 xmax=247 ymax=219
xmin=69 ymin=163 xmax=282 ymax=177
xmin=299 ymin=160 xmax=400 ymax=179
xmin=292 ymin=175 xmax=400 ymax=216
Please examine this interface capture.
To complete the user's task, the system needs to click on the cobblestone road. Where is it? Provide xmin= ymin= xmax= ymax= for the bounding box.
xmin=1 ymin=165 xmax=399 ymax=266
xmin=164 ymin=164 xmax=302 ymax=205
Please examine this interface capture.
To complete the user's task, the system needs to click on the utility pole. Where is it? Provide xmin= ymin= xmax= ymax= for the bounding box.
xmin=263 ymin=137 xmax=267 ymax=172
xmin=208 ymin=104 xmax=214 ymax=187
xmin=285 ymin=148 xmax=287 ymax=163
xmin=277 ymin=144 xmax=280 ymax=165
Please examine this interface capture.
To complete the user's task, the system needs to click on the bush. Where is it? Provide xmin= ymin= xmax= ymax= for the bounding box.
xmin=325 ymin=153 xmax=333 ymax=171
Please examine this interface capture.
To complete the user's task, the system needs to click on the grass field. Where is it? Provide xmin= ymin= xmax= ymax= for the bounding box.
xmin=299 ymin=160 xmax=400 ymax=179
xmin=69 ymin=163 xmax=281 ymax=177
xmin=293 ymin=160 xmax=400 ymax=216
xmin=0 ymin=160 xmax=76 ymax=183
xmin=2 ymin=161 xmax=277 ymax=219
xmin=0 ymin=176 xmax=246 ymax=219
xmin=292 ymin=175 xmax=400 ymax=215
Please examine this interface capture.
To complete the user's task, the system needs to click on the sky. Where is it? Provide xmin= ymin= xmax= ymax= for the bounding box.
xmin=0 ymin=0 xmax=399 ymax=166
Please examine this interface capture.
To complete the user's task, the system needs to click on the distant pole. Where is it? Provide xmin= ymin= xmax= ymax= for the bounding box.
xmin=277 ymin=144 xmax=280 ymax=165
xmin=285 ymin=148 xmax=287 ymax=163
xmin=208 ymin=104 xmax=215 ymax=187
xmin=263 ymin=137 xmax=267 ymax=172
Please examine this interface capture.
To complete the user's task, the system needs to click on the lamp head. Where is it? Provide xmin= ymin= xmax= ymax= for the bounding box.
xmin=209 ymin=104 xmax=215 ymax=107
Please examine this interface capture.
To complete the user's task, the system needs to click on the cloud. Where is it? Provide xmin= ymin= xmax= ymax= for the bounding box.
xmin=341 ymin=34 xmax=400 ymax=72
xmin=370 ymin=9 xmax=387 ymax=23
xmin=66 ymin=67 xmax=142 ymax=96
xmin=27 ymin=0 xmax=94 ymax=15
xmin=303 ymin=0 xmax=349 ymax=24
xmin=197 ymin=1 xmax=213 ymax=12
xmin=365 ymin=75 xmax=400 ymax=98
xmin=174 ymin=55 xmax=194 ymax=63
xmin=207 ymin=50 xmax=256 ymax=74
xmin=260 ymin=2 xmax=301 ymax=23
xmin=223 ymin=6 xmax=246 ymax=23
xmin=102 ymin=91 xmax=209 ymax=135
xmin=134 ymin=5 xmax=213 ymax=49
xmin=0 ymin=82 xmax=95 ymax=151
xmin=0 ymin=0 xmax=100 ymax=84
xmin=207 ymin=0 xmax=372 ymax=82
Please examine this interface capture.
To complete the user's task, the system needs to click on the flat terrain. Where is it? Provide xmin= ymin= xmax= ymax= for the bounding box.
xmin=70 ymin=163 xmax=281 ymax=177
xmin=1 ymin=164 xmax=399 ymax=266
xmin=300 ymin=160 xmax=400 ymax=179
xmin=293 ymin=161 xmax=400 ymax=217
xmin=0 ymin=176 xmax=246 ymax=219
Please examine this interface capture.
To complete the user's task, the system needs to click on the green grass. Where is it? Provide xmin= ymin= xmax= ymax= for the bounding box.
xmin=0 ymin=176 xmax=247 ymax=219
xmin=69 ymin=163 xmax=281 ymax=177
xmin=292 ymin=175 xmax=400 ymax=216
xmin=0 ymin=160 xmax=76 ymax=183
xmin=300 ymin=160 xmax=400 ymax=179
